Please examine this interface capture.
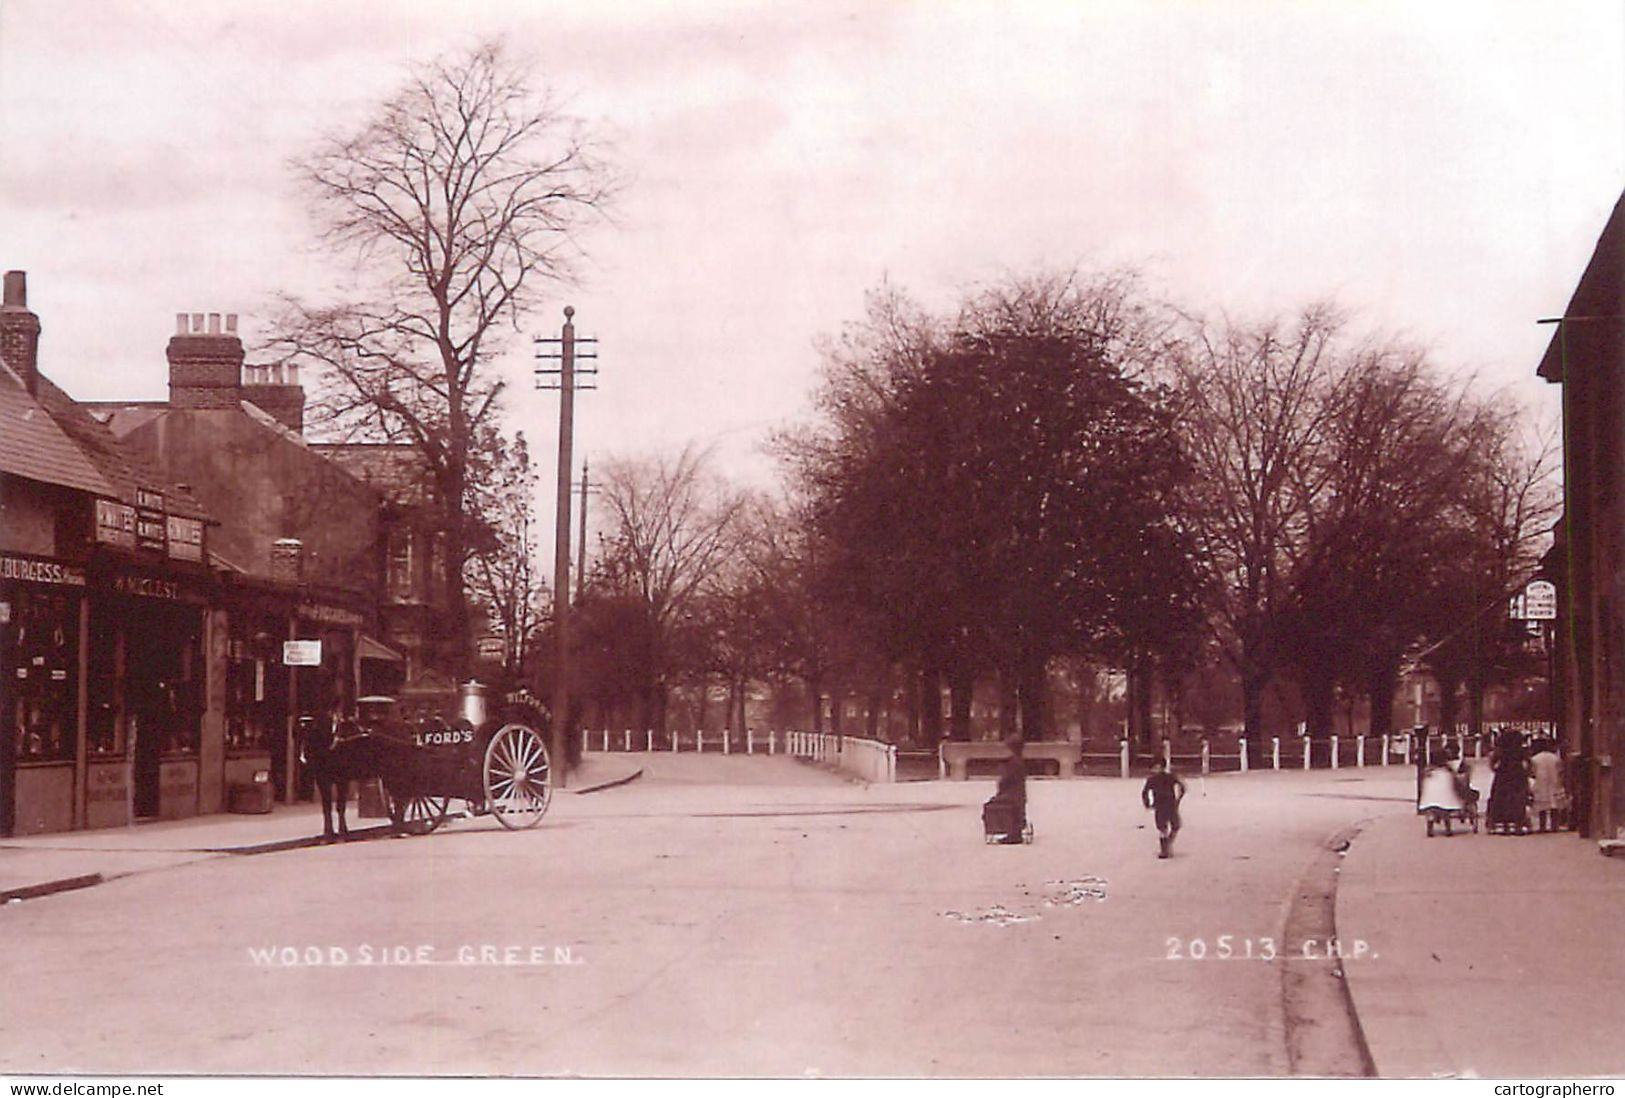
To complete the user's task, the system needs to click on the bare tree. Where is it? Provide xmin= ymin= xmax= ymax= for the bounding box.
xmin=270 ymin=40 xmax=615 ymax=676
xmin=1171 ymin=306 xmax=1348 ymax=738
xmin=464 ymin=431 xmax=547 ymax=682
xmin=596 ymin=447 xmax=747 ymax=731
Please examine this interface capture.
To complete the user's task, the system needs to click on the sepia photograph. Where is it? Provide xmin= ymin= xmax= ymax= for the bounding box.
xmin=1 ymin=1 xmax=1622 ymax=1090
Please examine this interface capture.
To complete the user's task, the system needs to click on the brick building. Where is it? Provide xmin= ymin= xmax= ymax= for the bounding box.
xmin=1536 ymin=190 xmax=1625 ymax=842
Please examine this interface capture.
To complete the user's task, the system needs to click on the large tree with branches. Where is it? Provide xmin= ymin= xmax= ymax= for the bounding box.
xmin=271 ymin=40 xmax=614 ymax=675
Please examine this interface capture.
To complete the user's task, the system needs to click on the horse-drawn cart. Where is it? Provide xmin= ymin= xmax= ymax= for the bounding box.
xmin=301 ymin=684 xmax=553 ymax=839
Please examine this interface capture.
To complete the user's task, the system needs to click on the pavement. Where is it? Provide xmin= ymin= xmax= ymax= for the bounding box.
xmin=0 ymin=752 xmax=645 ymax=901
xmin=1337 ymin=789 xmax=1625 ymax=1078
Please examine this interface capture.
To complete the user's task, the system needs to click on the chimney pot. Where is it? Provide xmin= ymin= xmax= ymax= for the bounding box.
xmin=225 ymin=313 xmax=238 ymax=334
xmin=3 ymin=271 xmax=25 ymax=308
xmin=175 ymin=313 xmax=188 ymax=335
xmin=191 ymin=313 xmax=205 ymax=334
xmin=208 ymin=313 xmax=221 ymax=334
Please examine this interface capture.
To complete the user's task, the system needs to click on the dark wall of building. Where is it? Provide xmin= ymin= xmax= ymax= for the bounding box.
xmin=122 ymin=411 xmax=382 ymax=599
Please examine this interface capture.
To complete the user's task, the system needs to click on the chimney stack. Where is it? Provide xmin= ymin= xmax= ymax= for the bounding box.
xmin=269 ymin=538 xmax=305 ymax=584
xmin=242 ymin=357 xmax=307 ymax=435
xmin=1 ymin=271 xmax=42 ymax=395
xmin=167 ymin=310 xmax=244 ymax=409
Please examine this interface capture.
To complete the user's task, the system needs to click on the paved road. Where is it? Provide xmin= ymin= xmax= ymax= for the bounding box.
xmin=1 ymin=759 xmax=1416 ymax=1077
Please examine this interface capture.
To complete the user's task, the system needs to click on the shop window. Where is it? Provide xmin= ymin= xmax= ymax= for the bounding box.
xmin=226 ymin=619 xmax=282 ymax=754
xmin=87 ymin=615 xmax=121 ymax=756
xmin=5 ymin=588 xmax=79 ymax=763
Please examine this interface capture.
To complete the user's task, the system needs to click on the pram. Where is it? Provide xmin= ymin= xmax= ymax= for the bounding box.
xmin=1418 ymin=762 xmax=1478 ymax=837
xmin=982 ymin=796 xmax=1033 ymax=844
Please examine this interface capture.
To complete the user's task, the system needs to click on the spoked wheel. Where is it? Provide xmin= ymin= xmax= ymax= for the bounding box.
xmin=483 ymin=723 xmax=552 ymax=830
xmin=386 ymin=786 xmax=452 ymax=836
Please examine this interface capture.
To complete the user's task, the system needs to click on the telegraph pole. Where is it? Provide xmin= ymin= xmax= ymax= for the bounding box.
xmin=575 ymin=458 xmax=598 ymax=603
xmin=535 ymin=308 xmax=597 ymax=783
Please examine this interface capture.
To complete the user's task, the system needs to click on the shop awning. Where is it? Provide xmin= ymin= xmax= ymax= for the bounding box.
xmin=358 ymin=634 xmax=403 ymax=663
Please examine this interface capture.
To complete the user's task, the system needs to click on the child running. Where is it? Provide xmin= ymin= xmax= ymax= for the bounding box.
xmin=1141 ymin=759 xmax=1187 ymax=858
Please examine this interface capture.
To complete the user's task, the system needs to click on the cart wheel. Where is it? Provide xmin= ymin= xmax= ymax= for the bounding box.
xmin=385 ymin=787 xmax=451 ymax=836
xmin=483 ymin=723 xmax=552 ymax=830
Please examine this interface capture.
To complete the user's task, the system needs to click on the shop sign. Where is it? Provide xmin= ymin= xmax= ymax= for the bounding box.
xmin=0 ymin=553 xmax=87 ymax=587
xmin=477 ymin=635 xmax=506 ymax=661
xmin=167 ymin=516 xmax=204 ymax=563
xmin=298 ymin=601 xmax=365 ymax=628
xmin=134 ymin=487 xmax=167 ymax=552
xmin=94 ymin=498 xmax=138 ymax=550
xmin=113 ymin=573 xmax=182 ymax=601
xmin=283 ymin=640 xmax=323 ymax=666
xmin=1523 ymin=580 xmax=1557 ymax=621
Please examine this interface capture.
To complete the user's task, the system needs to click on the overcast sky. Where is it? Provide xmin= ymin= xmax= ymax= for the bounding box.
xmin=3 ymin=0 xmax=1622 ymax=545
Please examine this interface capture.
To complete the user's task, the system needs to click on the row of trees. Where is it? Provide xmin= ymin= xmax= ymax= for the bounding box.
xmin=271 ymin=41 xmax=1556 ymax=743
xmin=557 ymin=271 xmax=1554 ymax=745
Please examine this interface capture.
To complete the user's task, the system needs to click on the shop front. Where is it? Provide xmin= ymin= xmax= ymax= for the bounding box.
xmin=86 ymin=557 xmax=218 ymax=825
xmin=1 ymin=551 xmax=87 ymax=836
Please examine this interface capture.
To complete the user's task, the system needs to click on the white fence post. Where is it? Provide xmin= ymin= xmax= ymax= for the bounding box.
xmin=580 ymin=728 xmax=589 ymax=755
xmin=1162 ymin=740 xmax=1172 ymax=769
xmin=1302 ymin=736 xmax=1311 ymax=770
xmin=888 ymin=744 xmax=897 ymax=783
xmin=1272 ymin=737 xmax=1281 ymax=771
xmin=769 ymin=729 xmax=777 ymax=755
xmin=1357 ymin=736 xmax=1365 ymax=768
xmin=1201 ymin=739 xmax=1210 ymax=775
xmin=723 ymin=726 xmax=731 ymax=755
xmin=697 ymin=729 xmax=704 ymax=754
xmin=1240 ymin=738 xmax=1248 ymax=772
xmin=1331 ymin=735 xmax=1339 ymax=770
xmin=646 ymin=729 xmax=653 ymax=753
xmin=670 ymin=728 xmax=677 ymax=752
xmin=747 ymin=727 xmax=755 ymax=755
xmin=1120 ymin=739 xmax=1129 ymax=779
xmin=601 ymin=729 xmax=609 ymax=753
xmin=624 ymin=728 xmax=631 ymax=752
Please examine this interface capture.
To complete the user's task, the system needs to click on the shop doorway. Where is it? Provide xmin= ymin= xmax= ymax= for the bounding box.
xmin=123 ymin=603 xmax=202 ymax=819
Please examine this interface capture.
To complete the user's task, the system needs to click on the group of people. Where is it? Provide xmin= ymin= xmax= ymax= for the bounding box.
xmin=1418 ymin=730 xmax=1569 ymax=836
xmin=1486 ymin=731 xmax=1569 ymax=835
xmin=984 ymin=735 xmax=1185 ymax=857
xmin=984 ymin=727 xmax=1568 ymax=854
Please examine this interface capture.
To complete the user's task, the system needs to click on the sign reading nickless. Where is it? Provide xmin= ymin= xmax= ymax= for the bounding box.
xmin=0 ymin=554 xmax=87 ymax=587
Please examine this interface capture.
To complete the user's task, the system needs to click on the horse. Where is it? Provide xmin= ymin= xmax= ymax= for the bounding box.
xmin=296 ymin=712 xmax=378 ymax=842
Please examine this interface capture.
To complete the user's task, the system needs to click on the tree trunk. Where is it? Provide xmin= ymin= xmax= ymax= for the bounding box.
xmin=1017 ymin=651 xmax=1046 ymax=741
xmin=1302 ymin=666 xmax=1336 ymax=739
xmin=1435 ymin=673 xmax=1462 ymax=735
xmin=997 ymin=668 xmax=1017 ymax=738
xmin=920 ymin=666 xmax=944 ymax=747
xmin=807 ymin=676 xmax=824 ymax=734
xmin=948 ymin=666 xmax=973 ymax=741
xmin=1366 ymin=661 xmax=1398 ymax=738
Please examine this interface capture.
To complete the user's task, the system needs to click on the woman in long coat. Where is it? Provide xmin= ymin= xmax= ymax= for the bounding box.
xmin=1487 ymin=730 xmax=1531 ymax=835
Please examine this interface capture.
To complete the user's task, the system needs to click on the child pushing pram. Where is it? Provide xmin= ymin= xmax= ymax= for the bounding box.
xmin=1418 ymin=745 xmax=1478 ymax=837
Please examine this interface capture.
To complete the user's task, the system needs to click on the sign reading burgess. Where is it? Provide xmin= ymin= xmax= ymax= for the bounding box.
xmin=0 ymin=553 xmax=87 ymax=587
